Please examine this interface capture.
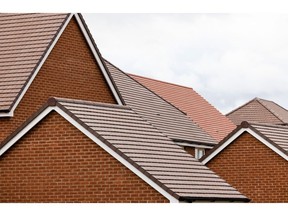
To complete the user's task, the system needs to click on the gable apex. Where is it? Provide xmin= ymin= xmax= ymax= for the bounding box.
xmin=202 ymin=122 xmax=288 ymax=164
xmin=0 ymin=13 xmax=124 ymax=117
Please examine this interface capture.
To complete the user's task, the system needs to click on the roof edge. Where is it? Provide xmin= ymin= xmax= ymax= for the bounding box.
xmin=0 ymin=13 xmax=126 ymax=117
xmin=200 ymin=123 xmax=244 ymax=163
xmin=226 ymin=97 xmax=258 ymax=117
xmin=226 ymin=97 xmax=288 ymax=125
xmin=104 ymin=59 xmax=188 ymax=116
xmin=201 ymin=121 xmax=288 ymax=164
xmin=75 ymin=14 xmax=125 ymax=106
xmin=128 ymin=73 xmax=193 ymax=90
xmin=179 ymin=196 xmax=250 ymax=203
xmin=173 ymin=138 xmax=216 ymax=147
xmin=0 ymin=13 xmax=72 ymax=118
xmin=257 ymin=98 xmax=287 ymax=124
xmin=0 ymin=97 xmax=180 ymax=203
xmin=104 ymin=59 xmax=217 ymax=145
xmin=129 ymin=72 xmax=236 ymax=142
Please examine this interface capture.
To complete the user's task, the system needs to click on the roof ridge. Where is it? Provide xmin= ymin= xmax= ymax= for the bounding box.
xmin=257 ymin=98 xmax=288 ymax=124
xmin=128 ymin=73 xmax=193 ymax=90
xmin=256 ymin=98 xmax=285 ymax=124
xmin=226 ymin=97 xmax=258 ymax=116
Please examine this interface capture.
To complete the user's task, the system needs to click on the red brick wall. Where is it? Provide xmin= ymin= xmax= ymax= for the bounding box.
xmin=0 ymin=17 xmax=116 ymax=142
xmin=0 ymin=111 xmax=168 ymax=203
xmin=207 ymin=132 xmax=288 ymax=202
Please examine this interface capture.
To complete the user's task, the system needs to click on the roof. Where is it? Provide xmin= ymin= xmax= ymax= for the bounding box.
xmin=227 ymin=97 xmax=288 ymax=125
xmin=0 ymin=97 xmax=248 ymax=202
xmin=201 ymin=121 xmax=288 ymax=164
xmin=251 ymin=123 xmax=288 ymax=153
xmin=129 ymin=73 xmax=236 ymax=142
xmin=105 ymin=60 xmax=217 ymax=146
xmin=0 ymin=13 xmax=124 ymax=117
xmin=0 ymin=13 xmax=69 ymax=112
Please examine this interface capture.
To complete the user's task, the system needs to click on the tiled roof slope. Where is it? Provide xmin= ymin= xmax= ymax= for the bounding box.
xmin=0 ymin=13 xmax=69 ymax=112
xmin=29 ymin=97 xmax=246 ymax=201
xmin=227 ymin=98 xmax=288 ymax=125
xmin=258 ymin=99 xmax=288 ymax=124
xmin=129 ymin=74 xmax=236 ymax=142
xmin=251 ymin=123 xmax=288 ymax=153
xmin=105 ymin=61 xmax=217 ymax=145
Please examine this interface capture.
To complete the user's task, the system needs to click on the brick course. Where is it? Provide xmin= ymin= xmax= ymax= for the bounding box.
xmin=0 ymin=111 xmax=168 ymax=203
xmin=0 ymin=17 xmax=116 ymax=142
xmin=207 ymin=132 xmax=288 ymax=202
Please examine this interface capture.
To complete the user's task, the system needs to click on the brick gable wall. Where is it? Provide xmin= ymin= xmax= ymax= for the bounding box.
xmin=0 ymin=111 xmax=168 ymax=203
xmin=207 ymin=132 xmax=288 ymax=202
xmin=0 ymin=17 xmax=116 ymax=142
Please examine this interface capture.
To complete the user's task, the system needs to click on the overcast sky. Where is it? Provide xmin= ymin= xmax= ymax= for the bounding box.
xmin=82 ymin=13 xmax=288 ymax=114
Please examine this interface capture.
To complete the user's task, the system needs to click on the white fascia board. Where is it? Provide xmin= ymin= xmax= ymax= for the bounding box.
xmin=0 ymin=106 xmax=178 ymax=203
xmin=74 ymin=14 xmax=123 ymax=106
xmin=0 ymin=112 xmax=13 ymax=117
xmin=0 ymin=14 xmax=73 ymax=118
xmin=0 ymin=107 xmax=54 ymax=156
xmin=54 ymin=107 xmax=178 ymax=203
xmin=245 ymin=128 xmax=288 ymax=161
xmin=202 ymin=128 xmax=247 ymax=164
xmin=202 ymin=128 xmax=288 ymax=164
xmin=0 ymin=13 xmax=123 ymax=118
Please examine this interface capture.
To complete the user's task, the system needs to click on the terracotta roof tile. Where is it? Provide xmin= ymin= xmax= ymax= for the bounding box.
xmin=0 ymin=13 xmax=69 ymax=112
xmin=227 ymin=98 xmax=288 ymax=125
xmin=105 ymin=60 xmax=217 ymax=145
xmin=53 ymin=97 xmax=247 ymax=201
xmin=129 ymin=73 xmax=236 ymax=142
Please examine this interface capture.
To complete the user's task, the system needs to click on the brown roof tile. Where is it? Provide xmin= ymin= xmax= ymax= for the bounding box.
xmin=129 ymin=73 xmax=236 ymax=142
xmin=227 ymin=98 xmax=288 ymax=125
xmin=105 ymin=60 xmax=217 ymax=145
xmin=0 ymin=97 xmax=248 ymax=201
xmin=55 ymin=98 xmax=248 ymax=201
xmin=251 ymin=123 xmax=288 ymax=153
xmin=0 ymin=13 xmax=69 ymax=112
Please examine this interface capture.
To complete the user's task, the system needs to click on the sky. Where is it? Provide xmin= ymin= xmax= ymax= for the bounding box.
xmin=83 ymin=13 xmax=288 ymax=114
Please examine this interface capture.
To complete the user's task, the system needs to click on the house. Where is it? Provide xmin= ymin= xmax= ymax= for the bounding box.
xmin=0 ymin=97 xmax=248 ymax=202
xmin=0 ymin=13 xmax=248 ymax=203
xmin=201 ymin=121 xmax=288 ymax=202
xmin=227 ymin=97 xmax=288 ymax=125
xmin=0 ymin=13 xmax=123 ymax=143
xmin=129 ymin=73 xmax=236 ymax=142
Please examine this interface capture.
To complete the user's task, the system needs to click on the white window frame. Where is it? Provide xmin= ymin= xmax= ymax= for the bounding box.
xmin=195 ymin=148 xmax=205 ymax=160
